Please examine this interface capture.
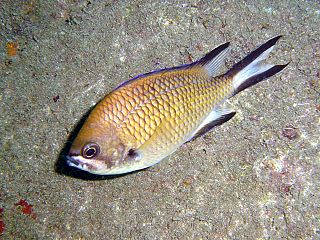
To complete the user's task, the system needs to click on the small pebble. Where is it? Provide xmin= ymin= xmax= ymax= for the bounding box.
xmin=282 ymin=126 xmax=299 ymax=140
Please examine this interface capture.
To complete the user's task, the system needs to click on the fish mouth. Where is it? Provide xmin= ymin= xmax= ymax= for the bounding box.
xmin=66 ymin=155 xmax=95 ymax=172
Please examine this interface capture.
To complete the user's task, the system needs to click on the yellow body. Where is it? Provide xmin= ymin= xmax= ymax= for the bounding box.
xmin=70 ymin=66 xmax=233 ymax=174
xmin=93 ymin=67 xmax=231 ymax=168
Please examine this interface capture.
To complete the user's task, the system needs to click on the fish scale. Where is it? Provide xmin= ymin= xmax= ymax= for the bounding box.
xmin=99 ymin=68 xmax=234 ymax=150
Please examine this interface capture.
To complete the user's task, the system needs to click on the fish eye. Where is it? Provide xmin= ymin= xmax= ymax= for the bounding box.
xmin=82 ymin=143 xmax=100 ymax=159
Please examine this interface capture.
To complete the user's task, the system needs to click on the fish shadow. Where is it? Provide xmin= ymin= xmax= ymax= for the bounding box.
xmin=55 ymin=107 xmax=139 ymax=180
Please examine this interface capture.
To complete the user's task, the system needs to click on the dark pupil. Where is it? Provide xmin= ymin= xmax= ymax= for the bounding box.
xmin=86 ymin=148 xmax=96 ymax=157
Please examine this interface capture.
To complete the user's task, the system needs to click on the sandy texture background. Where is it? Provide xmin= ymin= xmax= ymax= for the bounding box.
xmin=0 ymin=0 xmax=319 ymax=239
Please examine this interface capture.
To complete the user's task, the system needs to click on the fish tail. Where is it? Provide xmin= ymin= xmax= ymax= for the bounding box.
xmin=226 ymin=36 xmax=288 ymax=96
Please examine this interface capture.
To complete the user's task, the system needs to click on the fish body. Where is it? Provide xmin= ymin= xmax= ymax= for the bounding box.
xmin=67 ymin=36 xmax=287 ymax=175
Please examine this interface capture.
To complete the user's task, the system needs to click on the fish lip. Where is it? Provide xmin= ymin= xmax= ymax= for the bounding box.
xmin=66 ymin=156 xmax=80 ymax=167
xmin=66 ymin=155 xmax=93 ymax=171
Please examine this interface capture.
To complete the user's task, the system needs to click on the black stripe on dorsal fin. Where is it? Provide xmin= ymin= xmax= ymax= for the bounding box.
xmin=196 ymin=42 xmax=230 ymax=77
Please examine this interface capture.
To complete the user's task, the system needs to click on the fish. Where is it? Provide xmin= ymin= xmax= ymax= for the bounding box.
xmin=66 ymin=36 xmax=288 ymax=175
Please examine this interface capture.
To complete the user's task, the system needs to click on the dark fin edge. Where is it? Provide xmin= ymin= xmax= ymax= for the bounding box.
xmin=197 ymin=42 xmax=230 ymax=66
xmin=187 ymin=111 xmax=236 ymax=142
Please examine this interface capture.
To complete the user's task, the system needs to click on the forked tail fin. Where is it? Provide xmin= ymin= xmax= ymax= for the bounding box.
xmin=226 ymin=36 xmax=288 ymax=96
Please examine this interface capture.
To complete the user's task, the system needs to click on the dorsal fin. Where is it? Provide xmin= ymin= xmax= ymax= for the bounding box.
xmin=197 ymin=42 xmax=230 ymax=77
xmin=115 ymin=41 xmax=230 ymax=90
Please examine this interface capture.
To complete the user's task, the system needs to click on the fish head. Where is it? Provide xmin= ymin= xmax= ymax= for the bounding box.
xmin=66 ymin=118 xmax=140 ymax=175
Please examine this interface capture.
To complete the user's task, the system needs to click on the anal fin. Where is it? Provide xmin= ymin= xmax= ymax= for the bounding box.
xmin=187 ymin=109 xmax=236 ymax=142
